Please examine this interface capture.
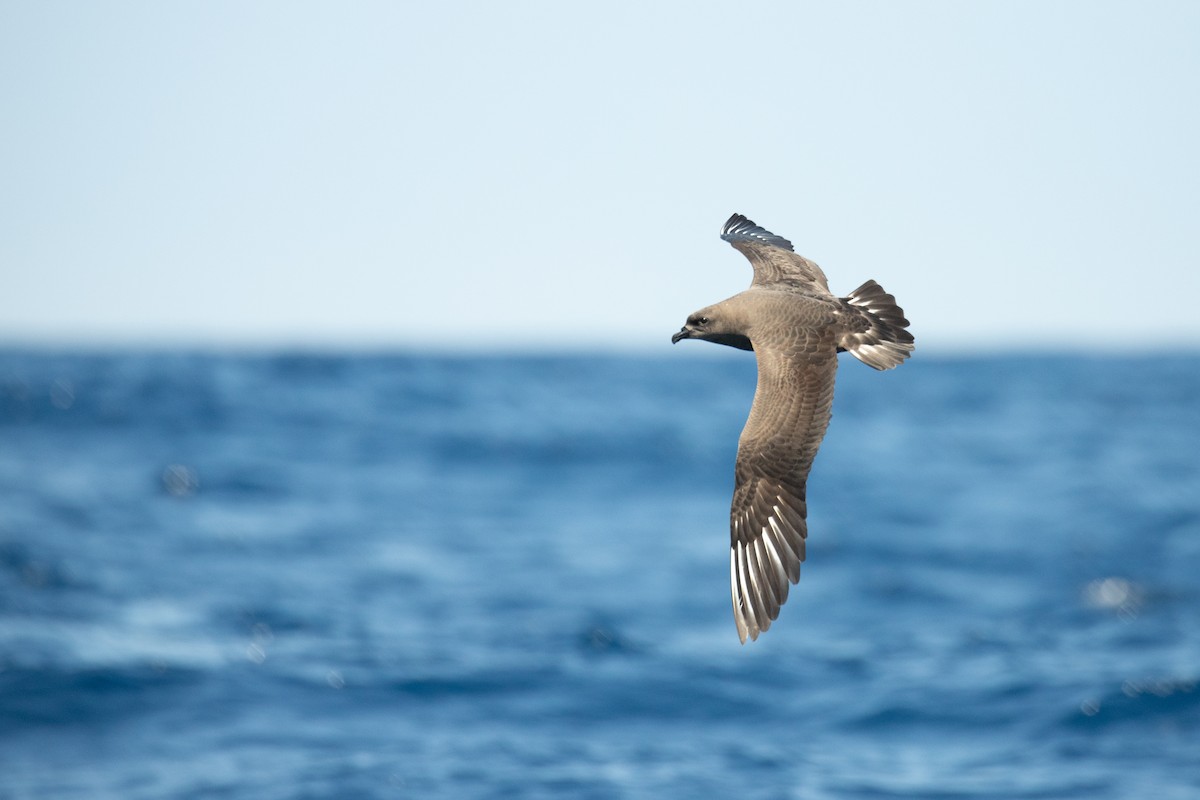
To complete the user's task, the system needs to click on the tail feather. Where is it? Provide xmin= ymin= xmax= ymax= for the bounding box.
xmin=839 ymin=280 xmax=914 ymax=370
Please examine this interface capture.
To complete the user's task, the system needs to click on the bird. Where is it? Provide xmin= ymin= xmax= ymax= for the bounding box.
xmin=672 ymin=213 xmax=914 ymax=643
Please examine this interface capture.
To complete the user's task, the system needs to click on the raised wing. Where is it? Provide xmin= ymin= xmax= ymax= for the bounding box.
xmin=721 ymin=213 xmax=831 ymax=293
xmin=729 ymin=343 xmax=838 ymax=643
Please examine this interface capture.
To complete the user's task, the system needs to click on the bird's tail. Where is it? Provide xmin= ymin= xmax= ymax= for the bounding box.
xmin=839 ymin=280 xmax=915 ymax=370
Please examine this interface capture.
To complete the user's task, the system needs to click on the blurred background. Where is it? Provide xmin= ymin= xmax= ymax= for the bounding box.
xmin=3 ymin=1 xmax=1199 ymax=350
xmin=2 ymin=2 xmax=1198 ymax=798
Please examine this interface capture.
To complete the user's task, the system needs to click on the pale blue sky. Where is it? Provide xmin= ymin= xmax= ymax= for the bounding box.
xmin=2 ymin=2 xmax=1198 ymax=351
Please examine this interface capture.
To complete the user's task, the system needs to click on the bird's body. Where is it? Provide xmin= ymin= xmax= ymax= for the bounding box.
xmin=672 ymin=214 xmax=914 ymax=643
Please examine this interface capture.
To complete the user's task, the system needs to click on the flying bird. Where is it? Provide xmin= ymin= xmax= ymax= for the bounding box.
xmin=672 ymin=213 xmax=914 ymax=643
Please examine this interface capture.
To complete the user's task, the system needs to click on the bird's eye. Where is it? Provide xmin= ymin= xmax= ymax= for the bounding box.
xmin=697 ymin=316 xmax=710 ymax=326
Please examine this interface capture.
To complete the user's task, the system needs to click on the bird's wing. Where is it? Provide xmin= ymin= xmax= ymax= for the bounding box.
xmin=721 ymin=213 xmax=832 ymax=293
xmin=729 ymin=341 xmax=838 ymax=643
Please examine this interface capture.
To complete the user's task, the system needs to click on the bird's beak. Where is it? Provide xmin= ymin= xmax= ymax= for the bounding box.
xmin=671 ymin=327 xmax=691 ymax=345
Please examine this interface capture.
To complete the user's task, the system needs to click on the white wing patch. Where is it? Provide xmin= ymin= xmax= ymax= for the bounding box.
xmin=730 ymin=496 xmax=806 ymax=643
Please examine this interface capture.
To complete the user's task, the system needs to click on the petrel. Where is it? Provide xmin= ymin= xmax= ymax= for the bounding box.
xmin=672 ymin=213 xmax=914 ymax=643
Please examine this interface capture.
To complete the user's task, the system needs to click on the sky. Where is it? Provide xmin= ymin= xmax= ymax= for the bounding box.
xmin=2 ymin=1 xmax=1198 ymax=352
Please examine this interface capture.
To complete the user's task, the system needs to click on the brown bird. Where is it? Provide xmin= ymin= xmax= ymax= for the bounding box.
xmin=672 ymin=213 xmax=914 ymax=643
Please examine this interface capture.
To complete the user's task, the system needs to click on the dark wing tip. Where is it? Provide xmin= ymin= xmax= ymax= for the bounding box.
xmin=720 ymin=213 xmax=794 ymax=252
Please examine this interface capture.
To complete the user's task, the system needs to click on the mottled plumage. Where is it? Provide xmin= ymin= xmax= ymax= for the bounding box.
xmin=672 ymin=213 xmax=914 ymax=643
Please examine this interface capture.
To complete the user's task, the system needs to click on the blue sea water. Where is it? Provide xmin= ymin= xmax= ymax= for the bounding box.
xmin=0 ymin=349 xmax=1197 ymax=799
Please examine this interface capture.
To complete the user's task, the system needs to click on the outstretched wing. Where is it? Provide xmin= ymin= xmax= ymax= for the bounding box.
xmin=721 ymin=213 xmax=831 ymax=293
xmin=729 ymin=343 xmax=838 ymax=643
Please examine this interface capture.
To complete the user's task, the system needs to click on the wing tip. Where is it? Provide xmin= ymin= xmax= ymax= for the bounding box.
xmin=720 ymin=213 xmax=795 ymax=252
xmin=841 ymin=280 xmax=916 ymax=370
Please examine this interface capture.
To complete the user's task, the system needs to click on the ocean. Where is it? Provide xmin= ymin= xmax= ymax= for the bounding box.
xmin=0 ymin=349 xmax=1197 ymax=799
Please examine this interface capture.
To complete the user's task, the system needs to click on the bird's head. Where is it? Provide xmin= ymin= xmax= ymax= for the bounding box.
xmin=671 ymin=305 xmax=753 ymax=351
